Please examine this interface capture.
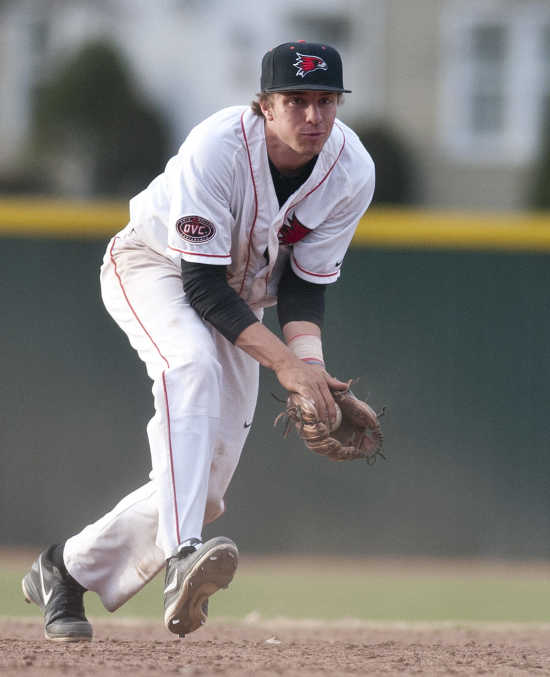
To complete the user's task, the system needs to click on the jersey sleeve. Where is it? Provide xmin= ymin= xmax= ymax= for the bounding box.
xmin=165 ymin=124 xmax=236 ymax=265
xmin=291 ymin=159 xmax=375 ymax=284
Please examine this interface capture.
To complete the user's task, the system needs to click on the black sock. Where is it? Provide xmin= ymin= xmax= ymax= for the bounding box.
xmin=48 ymin=543 xmax=67 ymax=574
xmin=48 ymin=543 xmax=87 ymax=592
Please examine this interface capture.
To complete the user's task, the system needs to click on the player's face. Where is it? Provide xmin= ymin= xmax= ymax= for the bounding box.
xmin=263 ymin=91 xmax=338 ymax=164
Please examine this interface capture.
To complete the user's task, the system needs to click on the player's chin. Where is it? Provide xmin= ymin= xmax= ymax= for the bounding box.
xmin=297 ymin=134 xmax=328 ymax=154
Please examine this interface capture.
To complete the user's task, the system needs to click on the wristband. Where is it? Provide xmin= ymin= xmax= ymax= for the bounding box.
xmin=287 ymin=333 xmax=324 ymax=366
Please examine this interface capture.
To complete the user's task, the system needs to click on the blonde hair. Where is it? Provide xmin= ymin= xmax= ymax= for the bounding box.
xmin=250 ymin=93 xmax=275 ymax=117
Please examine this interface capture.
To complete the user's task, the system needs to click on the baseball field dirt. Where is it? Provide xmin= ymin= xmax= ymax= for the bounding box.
xmin=3 ymin=550 xmax=550 ymax=675
xmin=2 ymin=617 xmax=550 ymax=676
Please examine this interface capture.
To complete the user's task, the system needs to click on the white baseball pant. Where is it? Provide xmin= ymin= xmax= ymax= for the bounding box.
xmin=64 ymin=229 xmax=259 ymax=611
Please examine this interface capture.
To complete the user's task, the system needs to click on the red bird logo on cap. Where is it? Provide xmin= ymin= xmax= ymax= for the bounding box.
xmin=293 ymin=53 xmax=328 ymax=78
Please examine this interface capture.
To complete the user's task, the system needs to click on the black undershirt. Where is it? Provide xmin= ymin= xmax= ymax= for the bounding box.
xmin=181 ymin=261 xmax=257 ymax=344
xmin=181 ymin=154 xmax=326 ymax=343
xmin=276 ymin=258 xmax=326 ymax=329
xmin=181 ymin=259 xmax=326 ymax=343
xmin=269 ymin=155 xmax=318 ymax=207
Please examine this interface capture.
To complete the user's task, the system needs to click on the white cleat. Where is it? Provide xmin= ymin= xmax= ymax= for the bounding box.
xmin=163 ymin=536 xmax=238 ymax=636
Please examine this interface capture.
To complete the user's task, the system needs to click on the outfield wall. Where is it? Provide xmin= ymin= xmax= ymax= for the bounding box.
xmin=1 ymin=200 xmax=549 ymax=557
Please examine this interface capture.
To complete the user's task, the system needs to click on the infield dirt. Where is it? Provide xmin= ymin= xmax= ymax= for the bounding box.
xmin=2 ymin=617 xmax=550 ymax=676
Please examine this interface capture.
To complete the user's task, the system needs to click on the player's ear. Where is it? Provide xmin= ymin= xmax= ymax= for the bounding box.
xmin=259 ymin=94 xmax=274 ymax=121
xmin=260 ymin=104 xmax=273 ymax=121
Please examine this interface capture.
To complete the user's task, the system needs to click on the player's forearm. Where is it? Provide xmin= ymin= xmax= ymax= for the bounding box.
xmin=282 ymin=320 xmax=321 ymax=342
xmin=282 ymin=320 xmax=325 ymax=366
xmin=276 ymin=261 xmax=326 ymax=329
xmin=235 ymin=321 xmax=301 ymax=372
xmin=237 ymin=319 xmax=345 ymax=425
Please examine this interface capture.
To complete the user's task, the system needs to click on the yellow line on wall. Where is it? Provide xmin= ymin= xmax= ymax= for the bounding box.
xmin=0 ymin=197 xmax=128 ymax=238
xmin=354 ymin=208 xmax=550 ymax=251
xmin=1 ymin=198 xmax=550 ymax=251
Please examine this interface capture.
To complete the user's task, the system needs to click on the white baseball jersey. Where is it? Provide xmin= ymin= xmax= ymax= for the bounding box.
xmin=128 ymin=106 xmax=375 ymax=309
xmin=63 ymin=105 xmax=375 ymax=610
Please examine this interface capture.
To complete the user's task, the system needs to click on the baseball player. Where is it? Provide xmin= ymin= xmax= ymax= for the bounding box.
xmin=22 ymin=41 xmax=375 ymax=641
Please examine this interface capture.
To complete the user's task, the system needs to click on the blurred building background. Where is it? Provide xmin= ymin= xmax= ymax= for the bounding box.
xmin=1 ymin=0 xmax=549 ymax=558
xmin=1 ymin=0 xmax=550 ymax=208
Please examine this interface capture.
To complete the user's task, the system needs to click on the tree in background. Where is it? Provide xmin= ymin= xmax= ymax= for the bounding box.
xmin=355 ymin=123 xmax=414 ymax=205
xmin=530 ymin=99 xmax=550 ymax=209
xmin=32 ymin=40 xmax=169 ymax=197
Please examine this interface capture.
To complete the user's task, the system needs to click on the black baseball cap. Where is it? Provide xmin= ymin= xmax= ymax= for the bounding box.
xmin=261 ymin=41 xmax=351 ymax=93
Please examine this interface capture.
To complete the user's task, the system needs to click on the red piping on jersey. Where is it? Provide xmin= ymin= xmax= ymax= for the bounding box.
xmin=109 ymin=237 xmax=180 ymax=545
xmin=168 ymin=245 xmax=231 ymax=258
xmin=239 ymin=111 xmax=259 ymax=296
xmin=266 ymin=122 xmax=346 ymax=289
xmin=162 ymin=371 xmax=181 ymax=546
xmin=282 ymin=123 xmax=346 ymax=226
xmin=292 ymin=251 xmax=339 ymax=278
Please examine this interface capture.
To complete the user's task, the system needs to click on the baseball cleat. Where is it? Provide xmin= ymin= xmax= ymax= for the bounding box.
xmin=163 ymin=536 xmax=238 ymax=637
xmin=21 ymin=546 xmax=92 ymax=642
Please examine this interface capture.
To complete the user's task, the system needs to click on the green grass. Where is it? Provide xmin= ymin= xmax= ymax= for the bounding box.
xmin=4 ymin=556 xmax=550 ymax=624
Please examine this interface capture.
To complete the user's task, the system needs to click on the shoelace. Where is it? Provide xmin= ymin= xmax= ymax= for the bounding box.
xmin=176 ymin=537 xmax=202 ymax=558
xmin=176 ymin=545 xmax=197 ymax=558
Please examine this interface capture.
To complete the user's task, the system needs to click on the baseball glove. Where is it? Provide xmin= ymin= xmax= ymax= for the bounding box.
xmin=275 ymin=385 xmax=385 ymax=463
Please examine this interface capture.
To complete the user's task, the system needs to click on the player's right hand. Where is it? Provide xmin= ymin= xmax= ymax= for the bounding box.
xmin=273 ymin=356 xmax=348 ymax=427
